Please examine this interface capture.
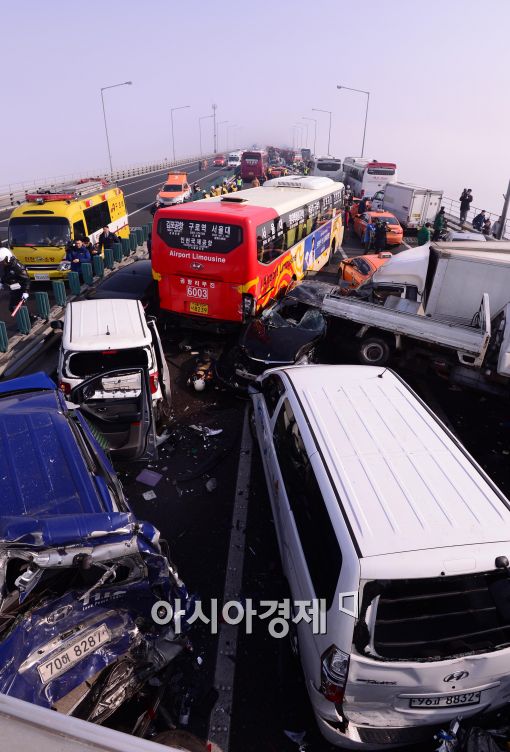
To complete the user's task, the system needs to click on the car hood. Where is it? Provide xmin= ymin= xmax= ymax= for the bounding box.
xmin=0 ymin=511 xmax=139 ymax=547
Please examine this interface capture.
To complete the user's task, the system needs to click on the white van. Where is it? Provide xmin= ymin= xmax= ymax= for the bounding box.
xmin=228 ymin=152 xmax=241 ymax=169
xmin=251 ymin=364 xmax=510 ymax=748
xmin=312 ymin=157 xmax=343 ymax=182
xmin=58 ymin=298 xmax=170 ymax=417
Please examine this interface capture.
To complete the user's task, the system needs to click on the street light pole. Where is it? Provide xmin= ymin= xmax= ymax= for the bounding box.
xmin=199 ymin=114 xmax=214 ymax=155
xmin=212 ymin=104 xmax=218 ymax=153
xmin=312 ymin=108 xmax=332 ymax=155
xmin=336 ymin=85 xmax=370 ymax=158
xmin=170 ymin=105 xmax=190 ymax=163
xmin=100 ymin=81 xmax=132 ymax=176
xmin=303 ymin=117 xmax=317 ymax=155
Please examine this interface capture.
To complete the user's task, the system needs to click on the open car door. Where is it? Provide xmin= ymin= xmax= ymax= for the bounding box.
xmin=70 ymin=367 xmax=157 ymax=461
xmin=147 ymin=317 xmax=171 ymax=405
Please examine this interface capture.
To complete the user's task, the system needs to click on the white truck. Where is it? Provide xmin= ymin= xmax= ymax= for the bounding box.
xmin=371 ymin=182 xmax=443 ymax=229
xmin=320 ymin=241 xmax=510 ymax=395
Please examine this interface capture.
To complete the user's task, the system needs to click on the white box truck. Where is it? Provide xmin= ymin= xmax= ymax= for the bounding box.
xmin=370 ymin=241 xmax=510 ymax=323
xmin=371 ymin=182 xmax=443 ymax=229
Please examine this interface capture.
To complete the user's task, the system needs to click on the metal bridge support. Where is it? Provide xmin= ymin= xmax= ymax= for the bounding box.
xmin=0 ymin=322 xmax=8 ymax=353
xmin=129 ymin=231 xmax=137 ymax=252
xmin=52 ymin=280 xmax=67 ymax=307
xmin=34 ymin=291 xmax=50 ymax=320
xmin=16 ymin=306 xmax=31 ymax=335
xmin=135 ymin=228 xmax=144 ymax=247
xmin=103 ymin=248 xmax=114 ymax=270
xmin=113 ymin=244 xmax=123 ymax=263
xmin=121 ymin=238 xmax=131 ymax=257
xmin=81 ymin=263 xmax=93 ymax=286
xmin=92 ymin=256 xmax=104 ymax=278
xmin=68 ymin=272 xmax=81 ymax=295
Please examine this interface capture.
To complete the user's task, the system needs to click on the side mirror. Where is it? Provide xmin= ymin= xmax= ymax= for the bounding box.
xmin=50 ymin=320 xmax=64 ymax=331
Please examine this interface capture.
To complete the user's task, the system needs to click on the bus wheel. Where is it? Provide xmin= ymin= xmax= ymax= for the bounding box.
xmin=358 ymin=336 xmax=392 ymax=366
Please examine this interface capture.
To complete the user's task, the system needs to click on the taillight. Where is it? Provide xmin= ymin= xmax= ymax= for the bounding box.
xmin=241 ymin=293 xmax=256 ymax=320
xmin=150 ymin=371 xmax=159 ymax=394
xmin=320 ymin=646 xmax=349 ymax=704
xmin=59 ymin=381 xmax=71 ymax=396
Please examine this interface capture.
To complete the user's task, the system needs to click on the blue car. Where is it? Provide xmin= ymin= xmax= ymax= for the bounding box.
xmin=0 ymin=372 xmax=190 ymax=724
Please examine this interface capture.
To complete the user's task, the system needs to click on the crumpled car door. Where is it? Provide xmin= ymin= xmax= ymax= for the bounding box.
xmin=70 ymin=367 xmax=157 ymax=461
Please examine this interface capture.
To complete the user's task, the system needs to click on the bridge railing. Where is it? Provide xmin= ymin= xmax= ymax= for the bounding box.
xmin=0 ymin=153 xmax=215 ymax=212
xmin=439 ymin=196 xmax=509 ymax=239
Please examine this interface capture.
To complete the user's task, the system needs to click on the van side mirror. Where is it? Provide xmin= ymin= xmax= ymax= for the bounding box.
xmin=50 ymin=320 xmax=64 ymax=331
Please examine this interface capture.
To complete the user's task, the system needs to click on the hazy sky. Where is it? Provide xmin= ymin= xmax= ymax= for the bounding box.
xmin=1 ymin=0 xmax=509 ymax=215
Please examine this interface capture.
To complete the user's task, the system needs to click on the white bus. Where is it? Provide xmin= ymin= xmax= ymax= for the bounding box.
xmin=342 ymin=157 xmax=397 ymax=198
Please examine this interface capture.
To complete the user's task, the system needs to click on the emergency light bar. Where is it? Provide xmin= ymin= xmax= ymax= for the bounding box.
xmin=25 ymin=179 xmax=107 ymax=203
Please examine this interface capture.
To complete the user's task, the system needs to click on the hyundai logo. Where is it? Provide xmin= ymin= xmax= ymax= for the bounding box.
xmin=443 ymin=671 xmax=469 ymax=682
xmin=190 ymin=262 xmax=203 ymax=270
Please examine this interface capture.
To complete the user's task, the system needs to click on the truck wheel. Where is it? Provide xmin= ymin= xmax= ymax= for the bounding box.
xmin=358 ymin=336 xmax=392 ymax=366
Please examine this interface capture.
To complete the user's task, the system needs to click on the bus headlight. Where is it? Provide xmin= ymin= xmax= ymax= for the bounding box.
xmin=241 ymin=293 xmax=256 ymax=319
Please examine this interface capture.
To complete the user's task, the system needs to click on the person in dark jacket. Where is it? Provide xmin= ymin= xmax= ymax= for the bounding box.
xmin=65 ymin=239 xmax=91 ymax=279
xmin=472 ymin=210 xmax=486 ymax=231
xmin=0 ymin=249 xmax=30 ymax=312
xmin=97 ymin=226 xmax=120 ymax=252
xmin=459 ymin=189 xmax=473 ymax=226
xmin=374 ymin=220 xmax=388 ymax=252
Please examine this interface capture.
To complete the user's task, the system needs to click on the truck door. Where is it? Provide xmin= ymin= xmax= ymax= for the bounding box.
xmin=70 ymin=368 xmax=157 ymax=461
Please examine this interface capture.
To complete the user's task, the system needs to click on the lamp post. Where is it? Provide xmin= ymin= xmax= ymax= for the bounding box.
xmin=336 ymin=85 xmax=370 ymax=158
xmin=303 ymin=116 xmax=317 ymax=155
xmin=199 ymin=114 xmax=214 ymax=155
xmin=100 ymin=81 xmax=132 ymax=176
xmin=217 ymin=120 xmax=228 ymax=152
xmin=293 ymin=124 xmax=304 ymax=150
xmin=170 ymin=105 xmax=190 ymax=163
xmin=312 ymin=108 xmax=332 ymax=156
xmin=212 ymin=103 xmax=218 ymax=153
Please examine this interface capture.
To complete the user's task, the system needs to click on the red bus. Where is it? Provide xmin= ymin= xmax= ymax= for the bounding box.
xmin=240 ymin=150 xmax=268 ymax=182
xmin=151 ymin=176 xmax=344 ymax=327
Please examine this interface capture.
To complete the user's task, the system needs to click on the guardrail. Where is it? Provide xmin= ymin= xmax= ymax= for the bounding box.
xmin=441 ymin=195 xmax=509 ymax=239
xmin=0 ymin=153 xmax=217 ymax=212
xmin=0 ymin=224 xmax=152 ymax=365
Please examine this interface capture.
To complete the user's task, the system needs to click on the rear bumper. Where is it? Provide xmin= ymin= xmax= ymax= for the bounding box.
xmin=315 ymin=711 xmax=439 ymax=749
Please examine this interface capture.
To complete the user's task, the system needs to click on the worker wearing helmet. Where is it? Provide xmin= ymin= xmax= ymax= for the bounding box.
xmin=0 ymin=249 xmax=30 ymax=312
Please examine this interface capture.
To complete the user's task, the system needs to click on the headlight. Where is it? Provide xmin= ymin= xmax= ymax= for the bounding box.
xmin=60 ymin=261 xmax=71 ymax=271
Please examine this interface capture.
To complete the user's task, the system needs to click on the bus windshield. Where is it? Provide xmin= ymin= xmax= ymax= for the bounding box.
xmin=157 ymin=218 xmax=243 ymax=253
xmin=9 ymin=217 xmax=71 ymax=247
xmin=243 ymin=153 xmax=262 ymax=162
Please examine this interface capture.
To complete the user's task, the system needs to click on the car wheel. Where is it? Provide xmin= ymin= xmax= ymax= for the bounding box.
xmin=358 ymin=336 xmax=392 ymax=366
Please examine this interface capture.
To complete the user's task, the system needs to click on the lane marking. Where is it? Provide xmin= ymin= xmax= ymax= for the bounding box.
xmin=207 ymin=405 xmax=252 ymax=752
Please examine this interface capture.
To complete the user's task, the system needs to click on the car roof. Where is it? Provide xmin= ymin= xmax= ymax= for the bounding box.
xmin=281 ymin=365 xmax=510 ymax=558
xmin=0 ymin=383 xmax=109 ymax=520
xmin=62 ymin=299 xmax=151 ymax=351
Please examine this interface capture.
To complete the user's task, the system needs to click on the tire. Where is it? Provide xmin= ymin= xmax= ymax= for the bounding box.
xmin=358 ymin=336 xmax=392 ymax=366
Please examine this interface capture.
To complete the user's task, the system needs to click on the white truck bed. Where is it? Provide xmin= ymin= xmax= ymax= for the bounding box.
xmin=322 ymin=292 xmax=491 ymax=361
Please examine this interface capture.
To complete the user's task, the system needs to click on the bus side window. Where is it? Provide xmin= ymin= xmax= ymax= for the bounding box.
xmin=73 ymin=220 xmax=86 ymax=239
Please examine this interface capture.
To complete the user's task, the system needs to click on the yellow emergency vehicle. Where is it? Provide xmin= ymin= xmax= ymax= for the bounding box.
xmin=8 ymin=179 xmax=130 ymax=279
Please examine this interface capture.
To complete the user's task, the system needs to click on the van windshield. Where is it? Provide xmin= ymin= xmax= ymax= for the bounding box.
xmin=9 ymin=217 xmax=71 ymax=247
xmin=356 ymin=572 xmax=510 ymax=661
xmin=66 ymin=348 xmax=149 ymax=378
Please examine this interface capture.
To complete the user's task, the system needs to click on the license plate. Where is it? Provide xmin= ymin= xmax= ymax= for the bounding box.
xmin=409 ymin=691 xmax=481 ymax=708
xmin=189 ymin=302 xmax=208 ymax=315
xmin=38 ymin=624 xmax=111 ymax=683
xmin=34 ymin=273 xmax=50 ymax=280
